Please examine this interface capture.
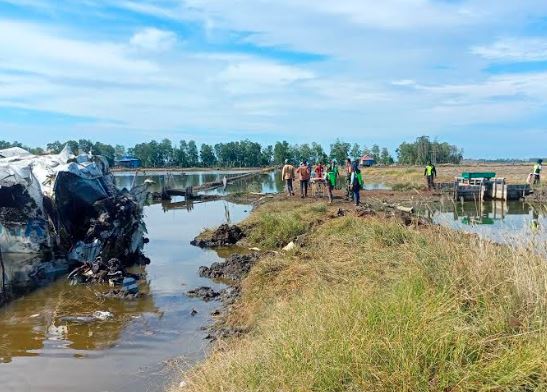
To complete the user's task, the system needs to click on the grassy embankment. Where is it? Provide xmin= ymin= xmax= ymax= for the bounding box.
xmin=363 ymin=163 xmax=535 ymax=191
xmin=176 ymin=199 xmax=547 ymax=391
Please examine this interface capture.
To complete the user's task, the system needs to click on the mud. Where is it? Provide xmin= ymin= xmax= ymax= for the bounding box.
xmin=186 ymin=286 xmax=221 ymax=302
xmin=198 ymin=253 xmax=259 ymax=282
xmin=191 ymin=224 xmax=244 ymax=248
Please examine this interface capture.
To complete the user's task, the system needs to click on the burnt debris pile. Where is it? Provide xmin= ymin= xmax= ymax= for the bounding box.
xmin=0 ymin=146 xmax=149 ymax=300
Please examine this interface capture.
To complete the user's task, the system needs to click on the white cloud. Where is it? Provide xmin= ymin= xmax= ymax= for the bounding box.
xmin=0 ymin=20 xmax=159 ymax=80
xmin=130 ymin=28 xmax=178 ymax=52
xmin=472 ymin=37 xmax=547 ymax=62
xmin=391 ymin=79 xmax=416 ymax=86
xmin=218 ymin=61 xmax=314 ymax=94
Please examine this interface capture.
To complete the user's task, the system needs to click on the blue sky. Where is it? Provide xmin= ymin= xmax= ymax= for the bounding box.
xmin=0 ymin=0 xmax=546 ymax=158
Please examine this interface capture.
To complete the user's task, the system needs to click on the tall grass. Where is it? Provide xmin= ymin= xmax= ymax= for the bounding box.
xmin=175 ymin=204 xmax=547 ymax=391
xmin=244 ymin=202 xmax=328 ymax=249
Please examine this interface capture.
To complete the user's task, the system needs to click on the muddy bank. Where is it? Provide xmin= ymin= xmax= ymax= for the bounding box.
xmin=198 ymin=253 xmax=259 ymax=282
xmin=190 ymin=224 xmax=245 ymax=248
xmin=188 ymin=227 xmax=260 ymax=340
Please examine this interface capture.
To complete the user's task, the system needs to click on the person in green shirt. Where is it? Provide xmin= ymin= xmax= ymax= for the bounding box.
xmin=325 ymin=159 xmax=338 ymax=204
xmin=424 ymin=161 xmax=437 ymax=191
xmin=350 ymin=161 xmax=364 ymax=206
xmin=532 ymin=159 xmax=542 ymax=185
xmin=345 ymin=158 xmax=353 ymax=201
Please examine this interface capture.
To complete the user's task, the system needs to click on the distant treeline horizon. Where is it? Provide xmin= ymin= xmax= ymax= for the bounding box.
xmin=1 ymin=136 xmax=467 ymax=167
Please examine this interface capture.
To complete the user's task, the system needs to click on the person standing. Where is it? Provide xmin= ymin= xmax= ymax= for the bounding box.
xmin=424 ymin=161 xmax=437 ymax=191
xmin=350 ymin=161 xmax=363 ymax=206
xmin=314 ymin=161 xmax=324 ymax=179
xmin=533 ymin=159 xmax=542 ymax=185
xmin=325 ymin=159 xmax=338 ymax=204
xmin=345 ymin=158 xmax=353 ymax=201
xmin=281 ymin=159 xmax=295 ymax=196
xmin=297 ymin=160 xmax=311 ymax=198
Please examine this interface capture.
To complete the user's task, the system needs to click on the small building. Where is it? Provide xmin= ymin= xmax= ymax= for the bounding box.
xmin=115 ymin=156 xmax=141 ymax=169
xmin=360 ymin=154 xmax=376 ymax=167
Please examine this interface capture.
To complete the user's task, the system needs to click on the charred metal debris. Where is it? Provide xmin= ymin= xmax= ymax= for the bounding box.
xmin=0 ymin=146 xmax=150 ymax=296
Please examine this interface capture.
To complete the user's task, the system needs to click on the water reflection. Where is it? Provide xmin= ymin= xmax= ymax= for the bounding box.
xmin=0 ymin=272 xmax=157 ymax=364
xmin=114 ymin=171 xmax=283 ymax=195
xmin=426 ymin=200 xmax=546 ymax=246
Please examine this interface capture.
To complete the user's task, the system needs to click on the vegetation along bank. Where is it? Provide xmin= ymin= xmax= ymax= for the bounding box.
xmin=174 ymin=195 xmax=547 ymax=391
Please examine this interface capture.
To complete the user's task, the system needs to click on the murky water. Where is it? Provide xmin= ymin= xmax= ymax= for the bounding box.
xmin=0 ymin=173 xmax=259 ymax=392
xmin=1 ymin=171 xmax=543 ymax=391
xmin=424 ymin=199 xmax=546 ymax=248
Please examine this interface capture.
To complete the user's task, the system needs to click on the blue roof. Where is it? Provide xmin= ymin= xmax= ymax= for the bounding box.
xmin=116 ymin=156 xmax=140 ymax=162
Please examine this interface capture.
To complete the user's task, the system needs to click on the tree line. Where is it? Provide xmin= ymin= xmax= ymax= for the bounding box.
xmin=0 ymin=135 xmax=463 ymax=167
xmin=396 ymin=136 xmax=463 ymax=165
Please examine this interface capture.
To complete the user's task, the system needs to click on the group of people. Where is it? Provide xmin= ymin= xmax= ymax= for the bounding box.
xmin=281 ymin=158 xmax=364 ymax=206
xmin=280 ymin=158 xmax=543 ymax=207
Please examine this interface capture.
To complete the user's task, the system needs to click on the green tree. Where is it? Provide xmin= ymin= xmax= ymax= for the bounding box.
xmin=273 ymin=141 xmax=291 ymax=164
xmin=78 ymin=139 xmax=94 ymax=154
xmin=380 ymin=147 xmax=393 ymax=165
xmin=46 ymin=141 xmax=64 ymax=154
xmin=298 ymin=144 xmax=313 ymax=162
xmin=114 ymin=144 xmax=126 ymax=159
xmin=159 ymin=139 xmax=174 ymax=167
xmin=187 ymin=140 xmax=199 ymax=167
xmin=200 ymin=143 xmax=217 ymax=166
xmin=261 ymin=145 xmax=273 ymax=165
xmin=371 ymin=144 xmax=381 ymax=161
xmin=92 ymin=142 xmax=116 ymax=165
xmin=350 ymin=143 xmax=361 ymax=160
xmin=65 ymin=140 xmax=79 ymax=155
xmin=310 ymin=142 xmax=327 ymax=164
xmin=176 ymin=140 xmax=189 ymax=167
xmin=329 ymin=139 xmax=351 ymax=163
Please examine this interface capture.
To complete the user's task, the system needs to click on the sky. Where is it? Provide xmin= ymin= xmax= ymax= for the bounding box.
xmin=0 ymin=0 xmax=546 ymax=158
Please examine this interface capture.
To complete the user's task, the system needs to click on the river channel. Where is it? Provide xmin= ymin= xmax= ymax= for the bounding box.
xmin=0 ymin=172 xmax=277 ymax=392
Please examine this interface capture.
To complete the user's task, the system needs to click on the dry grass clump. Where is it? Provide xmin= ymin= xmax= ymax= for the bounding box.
xmin=175 ymin=205 xmax=547 ymax=392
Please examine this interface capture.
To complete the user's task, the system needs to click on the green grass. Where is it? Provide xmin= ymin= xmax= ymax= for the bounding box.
xmin=244 ymin=201 xmax=328 ymax=249
xmin=175 ymin=203 xmax=547 ymax=392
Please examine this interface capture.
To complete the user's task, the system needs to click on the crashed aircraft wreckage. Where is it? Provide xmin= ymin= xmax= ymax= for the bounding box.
xmin=0 ymin=146 xmax=149 ymax=302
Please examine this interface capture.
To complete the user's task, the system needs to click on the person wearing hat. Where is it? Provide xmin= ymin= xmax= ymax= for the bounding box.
xmin=533 ymin=159 xmax=542 ymax=185
xmin=281 ymin=159 xmax=296 ymax=196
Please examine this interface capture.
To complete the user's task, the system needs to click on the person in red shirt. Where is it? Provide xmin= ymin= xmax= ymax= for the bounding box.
xmin=314 ymin=162 xmax=324 ymax=179
xmin=296 ymin=160 xmax=311 ymax=198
